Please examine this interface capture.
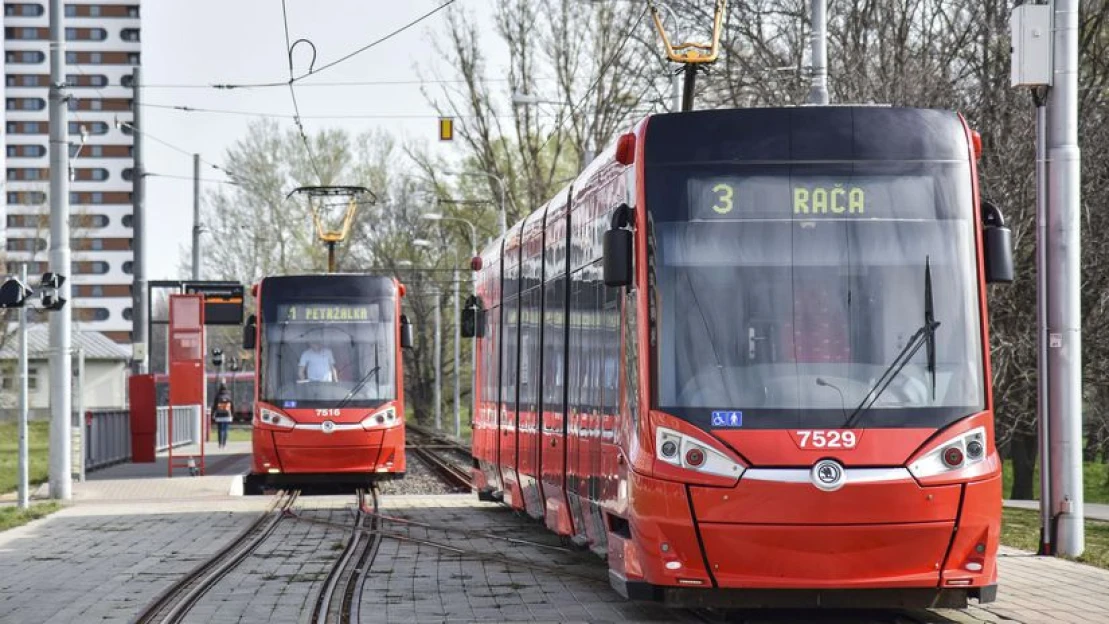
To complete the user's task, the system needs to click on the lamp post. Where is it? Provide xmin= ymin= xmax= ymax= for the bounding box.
xmin=413 ymin=239 xmax=442 ymax=431
xmin=443 ymin=171 xmax=508 ymax=236
xmin=420 ymin=213 xmax=478 ymax=439
xmin=512 ymin=92 xmax=594 ymax=168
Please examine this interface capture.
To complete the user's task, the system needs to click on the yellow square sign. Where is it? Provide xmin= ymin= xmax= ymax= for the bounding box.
xmin=438 ymin=118 xmax=454 ymax=141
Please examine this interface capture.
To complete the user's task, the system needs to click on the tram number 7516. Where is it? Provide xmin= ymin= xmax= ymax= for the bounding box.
xmin=796 ymin=430 xmax=857 ymax=449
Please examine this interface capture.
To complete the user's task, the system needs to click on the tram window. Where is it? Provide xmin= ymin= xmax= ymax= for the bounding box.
xmin=542 ymin=277 xmax=566 ymax=414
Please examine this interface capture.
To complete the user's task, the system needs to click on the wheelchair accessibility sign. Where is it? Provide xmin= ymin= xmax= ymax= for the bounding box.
xmin=711 ymin=411 xmax=743 ymax=428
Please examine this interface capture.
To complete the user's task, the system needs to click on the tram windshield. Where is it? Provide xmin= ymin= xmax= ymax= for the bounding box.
xmin=260 ymin=299 xmax=396 ymax=408
xmin=649 ymin=162 xmax=985 ymax=430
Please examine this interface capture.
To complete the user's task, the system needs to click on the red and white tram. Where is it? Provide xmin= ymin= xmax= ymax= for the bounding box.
xmin=467 ymin=106 xmax=1013 ymax=607
xmin=244 ymin=274 xmax=413 ymax=493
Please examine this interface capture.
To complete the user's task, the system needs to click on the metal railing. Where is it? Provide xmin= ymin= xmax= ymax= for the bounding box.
xmin=81 ymin=405 xmax=202 ymax=473
xmin=156 ymin=405 xmax=201 ymax=452
xmin=84 ymin=409 xmax=131 ymax=472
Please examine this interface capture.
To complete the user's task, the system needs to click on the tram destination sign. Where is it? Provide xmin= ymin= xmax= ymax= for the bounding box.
xmin=183 ymin=282 xmax=245 ymax=326
xmin=278 ymin=303 xmax=381 ymax=323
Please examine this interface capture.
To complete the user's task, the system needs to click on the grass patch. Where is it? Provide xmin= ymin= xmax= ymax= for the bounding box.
xmin=1002 ymin=508 xmax=1109 ymax=570
xmin=226 ymin=426 xmax=253 ymax=443
xmin=0 ymin=421 xmax=50 ymax=495
xmin=0 ymin=502 xmax=60 ymax=532
xmin=1001 ymin=459 xmax=1109 ymax=504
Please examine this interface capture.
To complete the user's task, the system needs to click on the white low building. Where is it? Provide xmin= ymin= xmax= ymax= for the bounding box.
xmin=0 ymin=325 xmax=130 ymax=420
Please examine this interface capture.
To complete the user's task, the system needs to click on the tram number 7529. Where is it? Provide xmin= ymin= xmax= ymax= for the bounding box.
xmin=796 ymin=430 xmax=857 ymax=449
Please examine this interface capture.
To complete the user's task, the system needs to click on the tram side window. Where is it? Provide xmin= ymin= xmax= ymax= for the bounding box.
xmin=578 ymin=276 xmax=601 ymax=419
xmin=542 ymin=276 xmax=566 ymax=416
xmin=566 ymin=276 xmax=584 ymax=422
xmin=517 ymin=288 xmax=534 ymax=411
xmin=502 ymin=298 xmax=520 ymax=412
xmin=483 ymin=305 xmax=495 ymax=402
xmin=602 ymin=281 xmax=620 ymax=416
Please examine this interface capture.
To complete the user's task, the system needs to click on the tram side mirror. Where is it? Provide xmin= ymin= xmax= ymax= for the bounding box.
xmin=460 ymin=296 xmax=485 ymax=339
xmin=603 ymin=204 xmax=634 ymax=288
xmin=400 ymin=314 xmax=414 ymax=349
xmin=981 ymin=200 xmax=1014 ymax=284
xmin=242 ymin=314 xmax=257 ymax=350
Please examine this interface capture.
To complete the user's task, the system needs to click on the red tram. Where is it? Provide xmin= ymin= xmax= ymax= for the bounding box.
xmin=243 ymin=274 xmax=413 ymax=493
xmin=467 ymin=107 xmax=1013 ymax=608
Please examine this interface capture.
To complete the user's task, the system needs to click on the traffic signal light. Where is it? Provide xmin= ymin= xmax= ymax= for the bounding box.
xmin=0 ymin=278 xmax=33 ymax=308
xmin=211 ymin=347 xmax=224 ymax=369
xmin=39 ymin=272 xmax=67 ymax=310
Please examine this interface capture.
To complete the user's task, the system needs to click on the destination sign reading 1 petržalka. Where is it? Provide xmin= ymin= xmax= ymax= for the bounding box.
xmin=280 ymin=304 xmax=378 ymax=323
xmin=688 ymin=175 xmax=936 ymax=221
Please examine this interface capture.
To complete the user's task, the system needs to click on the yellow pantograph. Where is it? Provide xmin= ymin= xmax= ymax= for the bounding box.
xmin=649 ymin=0 xmax=727 ymax=64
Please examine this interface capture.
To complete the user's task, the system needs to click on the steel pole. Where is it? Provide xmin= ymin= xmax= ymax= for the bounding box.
xmin=191 ymin=154 xmax=201 ymax=281
xmin=1035 ymin=99 xmax=1052 ymax=554
xmin=48 ymin=0 xmax=73 ymax=500
xmin=131 ymin=66 xmax=148 ymax=374
xmin=496 ymin=178 xmax=507 ymax=236
xmin=434 ymin=289 xmax=442 ymax=430
xmin=470 ymin=240 xmax=478 ymax=440
xmin=75 ymin=347 xmax=85 ymax=482
xmin=808 ymin=0 xmax=829 ymax=105
xmin=671 ymin=71 xmax=681 ymax=112
xmin=17 ymin=264 xmax=29 ymax=509
xmin=453 ymin=268 xmax=461 ymax=437
xmin=681 ymin=64 xmax=697 ymax=111
xmin=1046 ymin=0 xmax=1083 ymax=557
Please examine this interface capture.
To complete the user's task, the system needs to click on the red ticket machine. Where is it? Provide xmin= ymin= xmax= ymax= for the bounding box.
xmin=168 ymin=294 xmax=206 ymax=476
xmin=129 ymin=374 xmax=156 ymax=463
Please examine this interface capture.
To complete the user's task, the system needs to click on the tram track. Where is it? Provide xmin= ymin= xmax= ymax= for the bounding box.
xmin=289 ymin=510 xmax=609 ymax=585
xmin=310 ymin=488 xmax=383 ymax=624
xmin=131 ymin=489 xmax=301 ymax=624
xmin=406 ymin=423 xmax=473 ymax=492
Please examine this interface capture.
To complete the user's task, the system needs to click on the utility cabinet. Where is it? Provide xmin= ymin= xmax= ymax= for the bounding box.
xmin=1011 ymin=4 xmax=1052 ymax=87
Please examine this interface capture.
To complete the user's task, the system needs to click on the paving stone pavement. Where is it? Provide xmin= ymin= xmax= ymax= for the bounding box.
xmin=2 ymin=446 xmax=1109 ymax=624
xmin=363 ymin=495 xmax=709 ymax=623
xmin=961 ymin=546 xmax=1109 ymax=624
xmin=180 ymin=503 xmax=355 ymax=624
xmin=0 ymin=499 xmax=268 ymax=622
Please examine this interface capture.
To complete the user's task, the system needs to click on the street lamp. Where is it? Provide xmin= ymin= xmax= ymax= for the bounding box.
xmin=420 ymin=213 xmax=478 ymax=261
xmin=511 ymin=91 xmax=562 ymax=106
xmin=512 ymin=92 xmax=594 ymax=169
xmin=442 ymin=170 xmax=508 ymax=237
xmin=419 ymin=214 xmax=481 ymax=440
xmin=412 ymin=238 xmax=443 ymax=431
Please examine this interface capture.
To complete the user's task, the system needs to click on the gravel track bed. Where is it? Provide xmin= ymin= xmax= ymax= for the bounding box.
xmin=377 ymin=454 xmax=455 ymax=496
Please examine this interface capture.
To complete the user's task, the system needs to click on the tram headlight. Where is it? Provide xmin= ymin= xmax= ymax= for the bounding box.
xmin=259 ymin=407 xmax=296 ymax=430
xmin=360 ymin=407 xmax=398 ymax=430
xmin=908 ymin=427 xmax=988 ymax=479
xmin=655 ymin=426 xmax=744 ymax=479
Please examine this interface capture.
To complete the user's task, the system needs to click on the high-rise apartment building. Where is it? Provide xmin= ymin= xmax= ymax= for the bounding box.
xmin=3 ymin=1 xmax=140 ymax=343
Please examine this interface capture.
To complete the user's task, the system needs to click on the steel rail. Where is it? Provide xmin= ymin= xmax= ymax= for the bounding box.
xmin=406 ymin=423 xmax=473 ymax=491
xmin=287 ymin=513 xmax=607 ymax=585
xmin=310 ymin=488 xmax=382 ymax=624
xmin=131 ymin=490 xmax=300 ymax=624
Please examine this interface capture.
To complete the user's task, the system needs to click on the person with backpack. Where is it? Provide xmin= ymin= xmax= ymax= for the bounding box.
xmin=211 ymin=383 xmax=234 ymax=448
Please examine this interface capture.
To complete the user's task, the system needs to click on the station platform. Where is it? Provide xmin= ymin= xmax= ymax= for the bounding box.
xmin=0 ymin=450 xmax=1105 ymax=622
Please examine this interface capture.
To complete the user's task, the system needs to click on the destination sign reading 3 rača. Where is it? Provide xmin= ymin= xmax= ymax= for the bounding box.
xmin=281 ymin=304 xmax=375 ymax=322
xmin=690 ymin=175 xmax=938 ymax=221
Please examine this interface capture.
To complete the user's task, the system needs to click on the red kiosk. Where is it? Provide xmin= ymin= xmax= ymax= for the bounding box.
xmin=167 ymin=294 xmax=206 ymax=476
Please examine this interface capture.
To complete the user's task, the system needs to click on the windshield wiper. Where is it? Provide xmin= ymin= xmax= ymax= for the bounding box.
xmin=336 ymin=365 xmax=380 ymax=409
xmin=335 ymin=344 xmax=382 ymax=409
xmin=842 ymin=258 xmax=939 ymax=428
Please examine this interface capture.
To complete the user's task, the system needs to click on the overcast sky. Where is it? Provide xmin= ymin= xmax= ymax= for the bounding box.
xmin=142 ymin=0 xmax=495 ymax=280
